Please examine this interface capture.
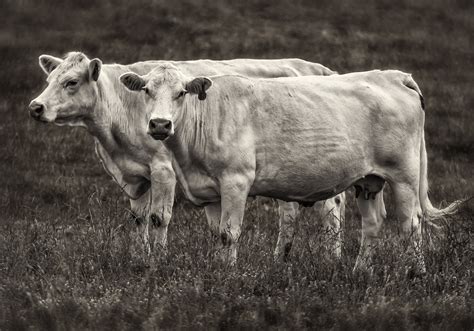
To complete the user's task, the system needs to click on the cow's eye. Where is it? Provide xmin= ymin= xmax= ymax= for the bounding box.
xmin=142 ymin=87 xmax=150 ymax=95
xmin=176 ymin=90 xmax=187 ymax=99
xmin=65 ymin=80 xmax=78 ymax=88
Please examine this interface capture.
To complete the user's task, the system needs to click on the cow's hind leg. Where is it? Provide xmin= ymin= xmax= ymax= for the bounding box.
xmin=375 ymin=187 xmax=387 ymax=226
xmin=353 ymin=191 xmax=385 ymax=272
xmin=274 ymin=200 xmax=298 ymax=262
xmin=391 ymin=181 xmax=425 ymax=276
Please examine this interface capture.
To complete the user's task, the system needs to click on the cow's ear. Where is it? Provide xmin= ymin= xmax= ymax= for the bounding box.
xmin=39 ymin=55 xmax=63 ymax=75
xmin=89 ymin=58 xmax=102 ymax=81
xmin=185 ymin=77 xmax=212 ymax=100
xmin=120 ymin=72 xmax=146 ymax=91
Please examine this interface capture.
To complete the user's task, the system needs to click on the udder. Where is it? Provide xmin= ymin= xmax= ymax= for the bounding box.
xmin=353 ymin=174 xmax=385 ymax=200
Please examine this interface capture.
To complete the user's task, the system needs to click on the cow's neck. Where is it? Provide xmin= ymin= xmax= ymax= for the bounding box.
xmin=163 ymin=98 xmax=219 ymax=204
xmin=86 ymin=67 xmax=146 ymax=154
xmin=164 ymin=136 xmax=215 ymax=206
xmin=164 ymin=134 xmax=196 ymax=201
xmin=165 ymin=98 xmax=211 ymax=168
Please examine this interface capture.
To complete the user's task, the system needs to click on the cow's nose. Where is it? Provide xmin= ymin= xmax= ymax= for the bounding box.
xmin=29 ymin=100 xmax=44 ymax=119
xmin=148 ymin=118 xmax=172 ymax=140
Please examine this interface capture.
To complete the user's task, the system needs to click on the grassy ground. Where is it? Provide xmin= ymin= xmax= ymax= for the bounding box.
xmin=0 ymin=0 xmax=473 ymax=329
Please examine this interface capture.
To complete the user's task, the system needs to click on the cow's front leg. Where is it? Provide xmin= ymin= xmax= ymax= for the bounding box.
xmin=129 ymin=189 xmax=151 ymax=256
xmin=204 ymin=202 xmax=221 ymax=237
xmin=204 ymin=202 xmax=223 ymax=259
xmin=219 ymin=175 xmax=252 ymax=265
xmin=149 ymin=161 xmax=176 ymax=254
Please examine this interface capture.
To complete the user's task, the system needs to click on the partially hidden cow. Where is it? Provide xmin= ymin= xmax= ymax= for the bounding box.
xmin=120 ymin=64 xmax=460 ymax=272
xmin=29 ymin=52 xmax=345 ymax=260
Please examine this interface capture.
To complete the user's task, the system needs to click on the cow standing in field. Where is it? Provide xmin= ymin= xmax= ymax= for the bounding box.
xmin=28 ymin=52 xmax=346 ymax=261
xmin=120 ymin=64 xmax=460 ymax=272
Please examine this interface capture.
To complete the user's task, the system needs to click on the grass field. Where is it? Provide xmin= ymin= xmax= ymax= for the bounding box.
xmin=1 ymin=0 xmax=473 ymax=329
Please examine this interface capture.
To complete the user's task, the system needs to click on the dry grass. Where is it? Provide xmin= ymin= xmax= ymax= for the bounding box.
xmin=0 ymin=0 xmax=473 ymax=329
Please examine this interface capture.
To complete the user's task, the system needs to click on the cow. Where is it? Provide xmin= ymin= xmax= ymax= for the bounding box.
xmin=28 ymin=52 xmax=346 ymax=261
xmin=120 ymin=64 xmax=460 ymax=272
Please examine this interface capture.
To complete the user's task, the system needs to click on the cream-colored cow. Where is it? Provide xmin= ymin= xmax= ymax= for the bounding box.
xmin=29 ymin=52 xmax=345 ymax=260
xmin=121 ymin=64 xmax=460 ymax=272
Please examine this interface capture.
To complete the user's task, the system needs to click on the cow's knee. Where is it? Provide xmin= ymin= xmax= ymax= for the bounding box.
xmin=220 ymin=228 xmax=239 ymax=247
xmin=131 ymin=215 xmax=145 ymax=227
xmin=150 ymin=213 xmax=162 ymax=228
xmin=149 ymin=212 xmax=171 ymax=228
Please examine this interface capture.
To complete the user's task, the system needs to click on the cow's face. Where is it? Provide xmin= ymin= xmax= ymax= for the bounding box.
xmin=29 ymin=52 xmax=102 ymax=127
xmin=120 ymin=64 xmax=212 ymax=141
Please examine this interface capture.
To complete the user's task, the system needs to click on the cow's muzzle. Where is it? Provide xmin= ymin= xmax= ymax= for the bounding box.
xmin=148 ymin=118 xmax=172 ymax=140
xmin=28 ymin=100 xmax=46 ymax=121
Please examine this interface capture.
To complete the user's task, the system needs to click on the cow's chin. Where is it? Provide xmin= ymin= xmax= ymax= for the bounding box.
xmin=54 ymin=114 xmax=85 ymax=127
xmin=148 ymin=133 xmax=170 ymax=141
xmin=31 ymin=116 xmax=50 ymax=124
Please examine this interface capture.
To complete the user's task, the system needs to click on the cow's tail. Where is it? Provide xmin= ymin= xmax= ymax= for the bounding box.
xmin=408 ymin=73 xmax=464 ymax=227
xmin=402 ymin=73 xmax=460 ymax=221
xmin=419 ymin=131 xmax=462 ymax=225
xmin=402 ymin=74 xmax=463 ymax=248
xmin=402 ymin=74 xmax=461 ymax=224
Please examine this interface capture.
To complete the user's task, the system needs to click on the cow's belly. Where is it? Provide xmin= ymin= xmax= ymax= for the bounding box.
xmin=251 ymin=170 xmax=359 ymax=202
xmin=250 ymin=145 xmax=372 ymax=202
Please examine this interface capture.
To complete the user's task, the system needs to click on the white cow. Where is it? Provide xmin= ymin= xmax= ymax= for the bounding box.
xmin=120 ymin=64 xmax=460 ymax=272
xmin=28 ymin=52 xmax=345 ymax=260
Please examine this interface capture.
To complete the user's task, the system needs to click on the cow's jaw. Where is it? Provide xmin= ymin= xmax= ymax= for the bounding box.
xmin=54 ymin=114 xmax=86 ymax=126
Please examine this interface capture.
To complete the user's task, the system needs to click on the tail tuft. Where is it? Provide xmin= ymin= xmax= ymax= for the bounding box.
xmin=424 ymin=199 xmax=463 ymax=221
xmin=423 ymin=199 xmax=463 ymax=235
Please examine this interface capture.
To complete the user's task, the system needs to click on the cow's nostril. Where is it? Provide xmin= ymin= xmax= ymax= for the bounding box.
xmin=29 ymin=101 xmax=44 ymax=118
xmin=164 ymin=121 xmax=171 ymax=130
xmin=149 ymin=120 xmax=156 ymax=129
xmin=34 ymin=105 xmax=43 ymax=115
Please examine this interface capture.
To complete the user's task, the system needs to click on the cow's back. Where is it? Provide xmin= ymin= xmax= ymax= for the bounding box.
xmin=126 ymin=58 xmax=335 ymax=79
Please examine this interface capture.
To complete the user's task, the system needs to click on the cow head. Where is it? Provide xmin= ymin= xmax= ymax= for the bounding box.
xmin=119 ymin=64 xmax=212 ymax=140
xmin=29 ymin=52 xmax=102 ymax=127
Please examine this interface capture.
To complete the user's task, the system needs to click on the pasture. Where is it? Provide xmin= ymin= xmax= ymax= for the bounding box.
xmin=0 ymin=0 xmax=473 ymax=329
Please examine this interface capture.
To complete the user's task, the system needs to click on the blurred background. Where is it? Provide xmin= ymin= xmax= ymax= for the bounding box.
xmin=0 ymin=0 xmax=472 ymax=329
